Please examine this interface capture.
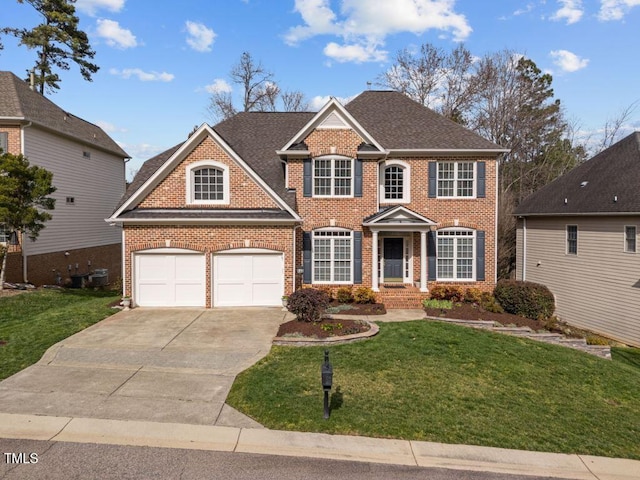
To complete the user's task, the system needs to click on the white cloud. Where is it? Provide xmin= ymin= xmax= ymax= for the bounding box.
xmin=109 ymin=68 xmax=174 ymax=82
xmin=185 ymin=21 xmax=216 ymax=52
xmin=204 ymin=79 xmax=232 ymax=94
xmin=550 ymin=49 xmax=589 ymax=72
xmin=285 ymin=0 xmax=471 ymax=63
xmin=598 ymin=0 xmax=640 ymax=20
xmin=309 ymin=94 xmax=357 ymax=111
xmin=76 ymin=0 xmax=125 ymax=16
xmin=551 ymin=0 xmax=584 ymax=24
xmin=96 ymin=19 xmax=137 ymax=49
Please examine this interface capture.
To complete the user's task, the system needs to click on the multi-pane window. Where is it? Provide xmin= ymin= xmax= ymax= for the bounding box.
xmin=384 ymin=166 xmax=404 ymax=200
xmin=0 ymin=224 xmax=9 ymax=244
xmin=313 ymin=157 xmax=352 ymax=196
xmin=437 ymin=230 xmax=474 ymax=280
xmin=566 ymin=225 xmax=578 ymax=255
xmin=437 ymin=162 xmax=474 ymax=197
xmin=313 ymin=230 xmax=353 ymax=283
xmin=625 ymin=226 xmax=636 ymax=253
xmin=193 ymin=167 xmax=224 ymax=201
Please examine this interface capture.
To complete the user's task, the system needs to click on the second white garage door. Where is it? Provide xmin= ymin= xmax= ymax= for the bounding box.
xmin=213 ymin=251 xmax=283 ymax=307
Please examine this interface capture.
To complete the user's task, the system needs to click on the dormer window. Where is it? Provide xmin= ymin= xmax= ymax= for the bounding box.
xmin=380 ymin=160 xmax=410 ymax=203
xmin=186 ymin=161 xmax=229 ymax=205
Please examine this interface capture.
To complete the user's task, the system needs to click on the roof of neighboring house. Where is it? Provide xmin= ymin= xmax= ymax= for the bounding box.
xmin=0 ymin=71 xmax=129 ymax=158
xmin=515 ymin=132 xmax=640 ymax=215
xmin=344 ymin=90 xmax=503 ymax=151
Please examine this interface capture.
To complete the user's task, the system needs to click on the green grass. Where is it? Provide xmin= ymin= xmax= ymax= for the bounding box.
xmin=612 ymin=347 xmax=640 ymax=370
xmin=227 ymin=321 xmax=640 ymax=459
xmin=0 ymin=289 xmax=120 ymax=380
xmin=422 ymin=298 xmax=453 ymax=309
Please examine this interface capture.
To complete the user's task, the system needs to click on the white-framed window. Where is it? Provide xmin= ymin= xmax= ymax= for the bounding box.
xmin=313 ymin=155 xmax=353 ymax=197
xmin=380 ymin=160 xmax=410 ymax=203
xmin=437 ymin=161 xmax=475 ymax=198
xmin=312 ymin=229 xmax=353 ymax=283
xmin=186 ymin=161 xmax=230 ymax=205
xmin=566 ymin=225 xmax=578 ymax=255
xmin=624 ymin=225 xmax=636 ymax=253
xmin=437 ymin=229 xmax=475 ymax=280
xmin=0 ymin=224 xmax=9 ymax=244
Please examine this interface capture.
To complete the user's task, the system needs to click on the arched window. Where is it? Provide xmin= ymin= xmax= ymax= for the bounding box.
xmin=380 ymin=160 xmax=410 ymax=203
xmin=186 ymin=161 xmax=229 ymax=205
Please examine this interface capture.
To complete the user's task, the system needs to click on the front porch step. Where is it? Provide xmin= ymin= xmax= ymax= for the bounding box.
xmin=376 ymin=285 xmax=426 ymax=309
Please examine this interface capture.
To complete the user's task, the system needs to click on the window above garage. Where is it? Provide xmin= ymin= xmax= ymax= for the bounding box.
xmin=186 ymin=160 xmax=230 ymax=205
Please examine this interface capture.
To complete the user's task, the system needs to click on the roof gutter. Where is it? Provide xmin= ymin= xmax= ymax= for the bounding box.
xmin=515 ymin=211 xmax=640 ymax=217
xmin=105 ymin=217 xmax=302 ymax=226
xmin=387 ymin=148 xmax=510 ymax=156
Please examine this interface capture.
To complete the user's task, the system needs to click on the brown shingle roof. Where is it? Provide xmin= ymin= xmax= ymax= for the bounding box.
xmin=345 ymin=90 xmax=503 ymax=150
xmin=0 ymin=71 xmax=128 ymax=158
xmin=515 ymin=132 xmax=640 ymax=215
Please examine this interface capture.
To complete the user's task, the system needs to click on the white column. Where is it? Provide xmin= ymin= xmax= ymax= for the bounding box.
xmin=372 ymin=230 xmax=379 ymax=292
xmin=420 ymin=230 xmax=428 ymax=292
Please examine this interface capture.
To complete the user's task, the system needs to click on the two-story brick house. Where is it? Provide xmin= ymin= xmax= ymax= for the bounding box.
xmin=109 ymin=91 xmax=506 ymax=308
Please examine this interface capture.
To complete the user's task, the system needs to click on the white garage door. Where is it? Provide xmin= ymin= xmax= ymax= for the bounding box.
xmin=134 ymin=251 xmax=206 ymax=307
xmin=213 ymin=251 xmax=283 ymax=306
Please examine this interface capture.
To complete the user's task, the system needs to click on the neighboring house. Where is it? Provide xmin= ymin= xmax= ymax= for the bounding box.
xmin=108 ymin=91 xmax=506 ymax=308
xmin=514 ymin=132 xmax=640 ymax=347
xmin=0 ymin=71 xmax=129 ymax=286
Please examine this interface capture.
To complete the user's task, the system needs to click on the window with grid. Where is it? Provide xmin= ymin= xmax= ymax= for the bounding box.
xmin=437 ymin=230 xmax=474 ymax=280
xmin=567 ymin=225 xmax=578 ymax=255
xmin=384 ymin=165 xmax=404 ymax=200
xmin=313 ymin=157 xmax=352 ymax=196
xmin=625 ymin=226 xmax=636 ymax=253
xmin=313 ymin=230 xmax=353 ymax=283
xmin=0 ymin=224 xmax=9 ymax=244
xmin=437 ymin=162 xmax=474 ymax=197
xmin=193 ymin=167 xmax=224 ymax=201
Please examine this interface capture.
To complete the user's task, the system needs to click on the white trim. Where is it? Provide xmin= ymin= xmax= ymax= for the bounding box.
xmin=522 ymin=217 xmax=527 ymax=281
xmin=388 ymin=148 xmax=509 ymax=156
xmin=111 ymin=123 xmax=301 ymax=221
xmin=185 ymin=160 xmax=230 ymax=205
xmin=108 ymin=217 xmax=299 ymax=225
xmin=379 ymin=159 xmax=411 ymax=204
xmin=317 ymin=110 xmax=349 ymax=129
xmin=135 ymin=247 xmax=203 ymax=254
xmin=311 ymin=228 xmax=354 ymax=284
xmin=313 ymin=155 xmax=354 ymax=198
xmin=624 ymin=225 xmax=637 ymax=253
xmin=215 ymin=247 xmax=280 ymax=254
xmin=280 ymin=97 xmax=385 ymax=153
xmin=380 ymin=235 xmax=412 ymax=284
xmin=364 ymin=205 xmax=437 ymax=227
xmin=436 ymin=161 xmax=477 ymax=199
xmin=436 ymin=228 xmax=476 ymax=281
xmin=566 ymin=224 xmax=578 ymax=255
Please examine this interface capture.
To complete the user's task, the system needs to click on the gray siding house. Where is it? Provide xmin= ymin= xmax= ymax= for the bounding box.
xmin=0 ymin=71 xmax=129 ymax=286
xmin=515 ymin=132 xmax=640 ymax=347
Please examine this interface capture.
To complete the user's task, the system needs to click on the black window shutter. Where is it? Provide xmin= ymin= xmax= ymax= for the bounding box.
xmin=477 ymin=161 xmax=486 ymax=198
xmin=303 ymin=158 xmax=312 ymax=197
xmin=354 ymin=158 xmax=363 ymax=197
xmin=354 ymin=231 xmax=362 ymax=284
xmin=0 ymin=132 xmax=8 ymax=153
xmin=476 ymin=230 xmax=485 ymax=281
xmin=427 ymin=230 xmax=437 ymax=281
xmin=303 ymin=232 xmax=312 ymax=284
xmin=428 ymin=162 xmax=437 ymax=198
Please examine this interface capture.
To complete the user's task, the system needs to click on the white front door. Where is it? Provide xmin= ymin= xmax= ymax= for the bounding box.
xmin=213 ymin=252 xmax=283 ymax=306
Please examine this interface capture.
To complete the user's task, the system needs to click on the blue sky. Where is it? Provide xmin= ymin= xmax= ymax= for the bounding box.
xmin=2 ymin=0 xmax=639 ymax=178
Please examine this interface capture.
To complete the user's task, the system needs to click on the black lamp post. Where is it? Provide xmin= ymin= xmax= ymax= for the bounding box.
xmin=321 ymin=349 xmax=333 ymax=419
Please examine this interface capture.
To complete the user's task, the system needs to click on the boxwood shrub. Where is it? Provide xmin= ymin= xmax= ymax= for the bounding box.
xmin=493 ymin=280 xmax=555 ymax=320
xmin=287 ymin=288 xmax=330 ymax=322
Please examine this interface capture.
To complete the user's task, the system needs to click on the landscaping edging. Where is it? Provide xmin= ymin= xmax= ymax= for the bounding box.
xmin=273 ymin=320 xmax=379 ymax=347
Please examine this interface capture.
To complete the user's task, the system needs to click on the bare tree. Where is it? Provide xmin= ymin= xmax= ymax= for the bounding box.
xmin=281 ymin=89 xmax=309 ymax=112
xmin=593 ymin=100 xmax=639 ymax=153
xmin=208 ymin=91 xmax=237 ymax=121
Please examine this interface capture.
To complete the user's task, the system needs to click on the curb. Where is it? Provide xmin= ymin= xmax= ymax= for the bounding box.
xmin=273 ymin=320 xmax=379 ymax=346
xmin=1 ymin=413 xmax=638 ymax=479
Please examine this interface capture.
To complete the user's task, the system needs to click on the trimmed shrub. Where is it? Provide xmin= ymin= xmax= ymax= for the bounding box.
xmin=493 ymin=280 xmax=555 ymax=320
xmin=336 ymin=286 xmax=354 ymax=303
xmin=430 ymin=285 xmax=464 ymax=302
xmin=428 ymin=285 xmax=447 ymax=300
xmin=317 ymin=285 xmax=334 ymax=301
xmin=479 ymin=292 xmax=504 ymax=314
xmin=287 ymin=288 xmax=330 ymax=322
xmin=464 ymin=287 xmax=483 ymax=304
xmin=353 ymin=286 xmax=377 ymax=304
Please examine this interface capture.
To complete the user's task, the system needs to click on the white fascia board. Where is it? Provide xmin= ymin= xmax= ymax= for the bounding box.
xmin=106 ymin=217 xmax=301 ymax=225
xmin=388 ymin=148 xmax=510 ymax=156
xmin=279 ymin=97 xmax=386 ymax=153
xmin=111 ymin=123 xmax=301 ymax=221
xmin=0 ymin=116 xmax=26 ymax=121
xmin=275 ymin=150 xmax=311 ymax=157
xmin=515 ymin=211 xmax=640 ymax=217
xmin=365 ymin=224 xmax=434 ymax=232
xmin=365 ymin=206 xmax=437 ymax=225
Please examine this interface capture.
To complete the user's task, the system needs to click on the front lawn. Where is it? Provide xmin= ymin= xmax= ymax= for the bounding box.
xmin=227 ymin=321 xmax=640 ymax=459
xmin=0 ymin=289 xmax=120 ymax=380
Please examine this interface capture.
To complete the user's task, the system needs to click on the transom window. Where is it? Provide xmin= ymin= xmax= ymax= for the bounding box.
xmin=187 ymin=161 xmax=229 ymax=205
xmin=625 ymin=226 xmax=636 ymax=253
xmin=314 ymin=156 xmax=353 ymax=197
xmin=437 ymin=229 xmax=474 ymax=280
xmin=313 ymin=230 xmax=353 ymax=283
xmin=567 ymin=225 xmax=578 ymax=255
xmin=437 ymin=162 xmax=474 ymax=197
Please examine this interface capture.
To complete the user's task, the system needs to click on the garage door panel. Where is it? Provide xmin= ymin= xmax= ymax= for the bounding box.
xmin=214 ymin=253 xmax=283 ymax=307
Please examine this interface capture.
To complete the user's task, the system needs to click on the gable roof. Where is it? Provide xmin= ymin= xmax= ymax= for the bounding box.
xmin=515 ymin=132 xmax=640 ymax=216
xmin=0 ymin=71 xmax=128 ymax=158
xmin=345 ymin=90 xmax=504 ymax=151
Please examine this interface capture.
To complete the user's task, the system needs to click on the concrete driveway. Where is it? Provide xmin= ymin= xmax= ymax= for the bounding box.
xmin=0 ymin=308 xmax=290 ymax=427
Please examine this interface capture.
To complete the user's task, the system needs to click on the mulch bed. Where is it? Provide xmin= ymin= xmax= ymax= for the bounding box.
xmin=277 ymin=318 xmax=370 ymax=339
xmin=424 ymin=302 xmax=545 ymax=331
xmin=325 ymin=300 xmax=386 ymax=315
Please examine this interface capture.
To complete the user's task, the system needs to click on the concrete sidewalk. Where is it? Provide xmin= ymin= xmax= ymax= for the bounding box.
xmin=0 ymin=412 xmax=638 ymax=480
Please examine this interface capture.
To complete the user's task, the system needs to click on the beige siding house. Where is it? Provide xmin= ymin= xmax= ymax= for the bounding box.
xmin=515 ymin=132 xmax=640 ymax=347
xmin=0 ymin=71 xmax=129 ymax=285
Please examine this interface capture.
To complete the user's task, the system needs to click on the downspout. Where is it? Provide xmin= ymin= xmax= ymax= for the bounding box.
xmin=21 ymin=121 xmax=33 ymax=283
xmin=522 ymin=217 xmax=527 ymax=281
xmin=292 ymin=224 xmax=302 ymax=293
